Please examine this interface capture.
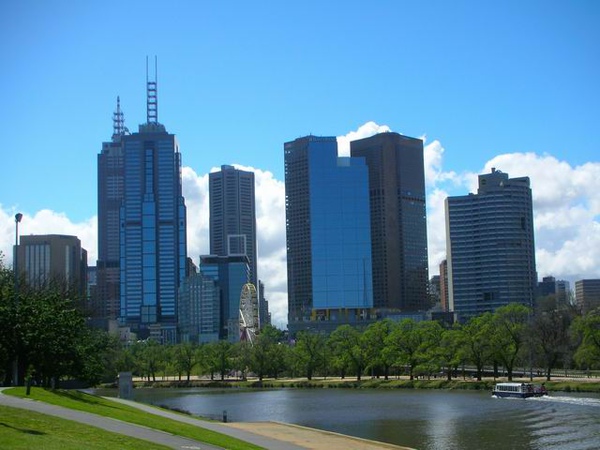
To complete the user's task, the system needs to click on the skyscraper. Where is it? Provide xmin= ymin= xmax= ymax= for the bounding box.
xmin=445 ymin=168 xmax=536 ymax=320
xmin=96 ymin=97 xmax=126 ymax=324
xmin=285 ymin=135 xmax=373 ymax=335
xmin=209 ymin=165 xmax=257 ymax=286
xmin=350 ymin=132 xmax=429 ymax=312
xmin=98 ymin=61 xmax=187 ymax=343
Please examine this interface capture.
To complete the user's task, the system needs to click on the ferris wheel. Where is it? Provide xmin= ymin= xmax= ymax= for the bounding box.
xmin=239 ymin=283 xmax=259 ymax=344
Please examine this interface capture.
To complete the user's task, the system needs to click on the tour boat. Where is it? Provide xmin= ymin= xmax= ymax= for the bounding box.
xmin=492 ymin=382 xmax=548 ymax=398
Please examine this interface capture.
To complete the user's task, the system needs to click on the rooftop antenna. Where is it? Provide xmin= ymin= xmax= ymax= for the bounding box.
xmin=112 ymin=96 xmax=125 ymax=141
xmin=146 ymin=55 xmax=158 ymax=124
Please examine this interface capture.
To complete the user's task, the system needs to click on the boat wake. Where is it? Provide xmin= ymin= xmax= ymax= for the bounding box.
xmin=529 ymin=395 xmax=600 ymax=407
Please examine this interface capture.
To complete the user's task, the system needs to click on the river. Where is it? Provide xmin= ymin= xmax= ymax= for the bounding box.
xmin=96 ymin=387 xmax=600 ymax=449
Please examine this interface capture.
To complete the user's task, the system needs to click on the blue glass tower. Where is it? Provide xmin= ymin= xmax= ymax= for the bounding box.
xmin=285 ymin=136 xmax=373 ymax=335
xmin=117 ymin=63 xmax=187 ymax=343
xmin=200 ymin=255 xmax=250 ymax=342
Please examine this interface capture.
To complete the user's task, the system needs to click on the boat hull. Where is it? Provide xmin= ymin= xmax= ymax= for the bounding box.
xmin=492 ymin=391 xmax=545 ymax=399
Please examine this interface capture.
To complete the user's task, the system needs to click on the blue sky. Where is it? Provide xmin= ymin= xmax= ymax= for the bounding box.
xmin=1 ymin=1 xmax=599 ymax=326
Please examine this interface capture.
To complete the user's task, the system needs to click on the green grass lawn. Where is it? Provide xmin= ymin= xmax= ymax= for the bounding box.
xmin=0 ymin=404 xmax=170 ymax=450
xmin=4 ymin=387 xmax=263 ymax=450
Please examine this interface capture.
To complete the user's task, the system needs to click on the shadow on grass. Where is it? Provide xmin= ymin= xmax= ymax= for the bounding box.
xmin=42 ymin=388 xmax=121 ymax=410
xmin=0 ymin=422 xmax=46 ymax=435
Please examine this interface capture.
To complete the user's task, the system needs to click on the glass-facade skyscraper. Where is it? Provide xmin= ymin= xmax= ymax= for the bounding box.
xmin=118 ymin=120 xmax=187 ymax=342
xmin=97 ymin=75 xmax=187 ymax=342
xmin=445 ymin=168 xmax=536 ymax=321
xmin=285 ymin=135 xmax=373 ymax=335
xmin=97 ymin=98 xmax=126 ymax=324
xmin=209 ymin=165 xmax=257 ymax=287
xmin=350 ymin=132 xmax=429 ymax=312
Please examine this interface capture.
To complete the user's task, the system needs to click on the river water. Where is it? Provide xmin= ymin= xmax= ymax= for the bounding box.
xmin=97 ymin=387 xmax=600 ymax=450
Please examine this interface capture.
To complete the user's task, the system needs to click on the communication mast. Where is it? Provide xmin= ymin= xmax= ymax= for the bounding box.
xmin=146 ymin=55 xmax=158 ymax=124
xmin=112 ymin=96 xmax=125 ymax=141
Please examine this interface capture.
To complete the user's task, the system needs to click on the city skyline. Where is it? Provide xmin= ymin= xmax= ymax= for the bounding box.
xmin=2 ymin=1 xmax=599 ymax=327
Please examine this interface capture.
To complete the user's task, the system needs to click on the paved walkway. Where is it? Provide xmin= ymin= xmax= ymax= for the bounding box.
xmin=0 ymin=388 xmax=412 ymax=449
xmin=0 ymin=388 xmax=219 ymax=449
xmin=106 ymin=397 xmax=411 ymax=450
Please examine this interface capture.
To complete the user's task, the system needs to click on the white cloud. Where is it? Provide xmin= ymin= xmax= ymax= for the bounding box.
xmin=181 ymin=166 xmax=210 ymax=261
xmin=0 ymin=207 xmax=97 ymax=266
xmin=480 ymin=153 xmax=600 ymax=281
xmin=336 ymin=121 xmax=391 ymax=156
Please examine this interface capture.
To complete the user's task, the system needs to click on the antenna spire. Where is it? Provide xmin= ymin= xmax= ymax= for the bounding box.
xmin=112 ymin=95 xmax=125 ymax=141
xmin=146 ymin=56 xmax=158 ymax=124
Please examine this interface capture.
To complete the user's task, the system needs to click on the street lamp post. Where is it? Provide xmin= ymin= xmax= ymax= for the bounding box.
xmin=12 ymin=213 xmax=23 ymax=386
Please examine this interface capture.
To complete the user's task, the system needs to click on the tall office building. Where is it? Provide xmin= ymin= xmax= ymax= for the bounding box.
xmin=445 ymin=168 xmax=537 ymax=320
xmin=350 ymin=132 xmax=429 ymax=312
xmin=209 ymin=165 xmax=257 ymax=286
xmin=16 ymin=234 xmax=88 ymax=298
xmin=575 ymin=279 xmax=600 ymax=314
xmin=97 ymin=97 xmax=126 ymax=324
xmin=98 ymin=62 xmax=187 ymax=342
xmin=285 ymin=135 xmax=373 ymax=335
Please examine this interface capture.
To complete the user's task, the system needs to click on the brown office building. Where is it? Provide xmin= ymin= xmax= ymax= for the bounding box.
xmin=350 ymin=132 xmax=429 ymax=312
xmin=16 ymin=234 xmax=88 ymax=298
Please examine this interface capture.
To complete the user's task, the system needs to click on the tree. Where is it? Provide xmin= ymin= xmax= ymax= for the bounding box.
xmin=73 ymin=328 xmax=119 ymax=385
xmin=19 ymin=285 xmax=86 ymax=387
xmin=232 ymin=340 xmax=254 ymax=380
xmin=133 ymin=340 xmax=166 ymax=382
xmin=435 ymin=326 xmax=465 ymax=381
xmin=413 ymin=321 xmax=444 ymax=379
xmin=203 ymin=341 xmax=234 ymax=380
xmin=385 ymin=319 xmax=423 ymax=380
xmin=363 ymin=319 xmax=394 ymax=379
xmin=173 ymin=342 xmax=198 ymax=381
xmin=530 ymin=309 xmax=572 ymax=380
xmin=491 ymin=303 xmax=531 ymax=380
xmin=329 ymin=325 xmax=368 ymax=380
xmin=572 ymin=308 xmax=600 ymax=370
xmin=461 ymin=313 xmax=494 ymax=380
xmin=0 ymin=255 xmax=18 ymax=385
xmin=249 ymin=325 xmax=284 ymax=380
xmin=293 ymin=331 xmax=326 ymax=380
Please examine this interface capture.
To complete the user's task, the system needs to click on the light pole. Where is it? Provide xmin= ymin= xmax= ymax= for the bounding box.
xmin=12 ymin=213 xmax=22 ymax=386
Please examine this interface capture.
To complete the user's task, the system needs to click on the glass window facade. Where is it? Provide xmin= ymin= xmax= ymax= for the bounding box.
xmin=199 ymin=255 xmax=250 ymax=342
xmin=350 ymin=133 xmax=429 ymax=312
xmin=285 ymin=136 xmax=373 ymax=332
xmin=446 ymin=169 xmax=537 ymax=321
xmin=209 ymin=165 xmax=257 ymax=287
xmin=118 ymin=125 xmax=187 ymax=339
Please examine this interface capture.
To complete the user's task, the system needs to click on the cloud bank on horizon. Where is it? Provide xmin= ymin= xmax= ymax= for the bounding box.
xmin=1 ymin=122 xmax=599 ymax=328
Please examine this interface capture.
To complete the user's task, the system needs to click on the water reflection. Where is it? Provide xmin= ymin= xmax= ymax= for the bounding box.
xmin=96 ymin=387 xmax=600 ymax=450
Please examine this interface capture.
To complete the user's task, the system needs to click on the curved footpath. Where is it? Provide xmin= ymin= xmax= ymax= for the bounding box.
xmin=0 ymin=388 xmax=411 ymax=450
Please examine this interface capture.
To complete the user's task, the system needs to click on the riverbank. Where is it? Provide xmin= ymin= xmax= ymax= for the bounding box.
xmin=125 ymin=375 xmax=600 ymax=394
xmin=1 ymin=387 xmax=413 ymax=450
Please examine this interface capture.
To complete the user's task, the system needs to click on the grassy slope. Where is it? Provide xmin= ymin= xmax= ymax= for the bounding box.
xmin=4 ymin=387 xmax=263 ymax=450
xmin=0 ymin=404 xmax=170 ymax=450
